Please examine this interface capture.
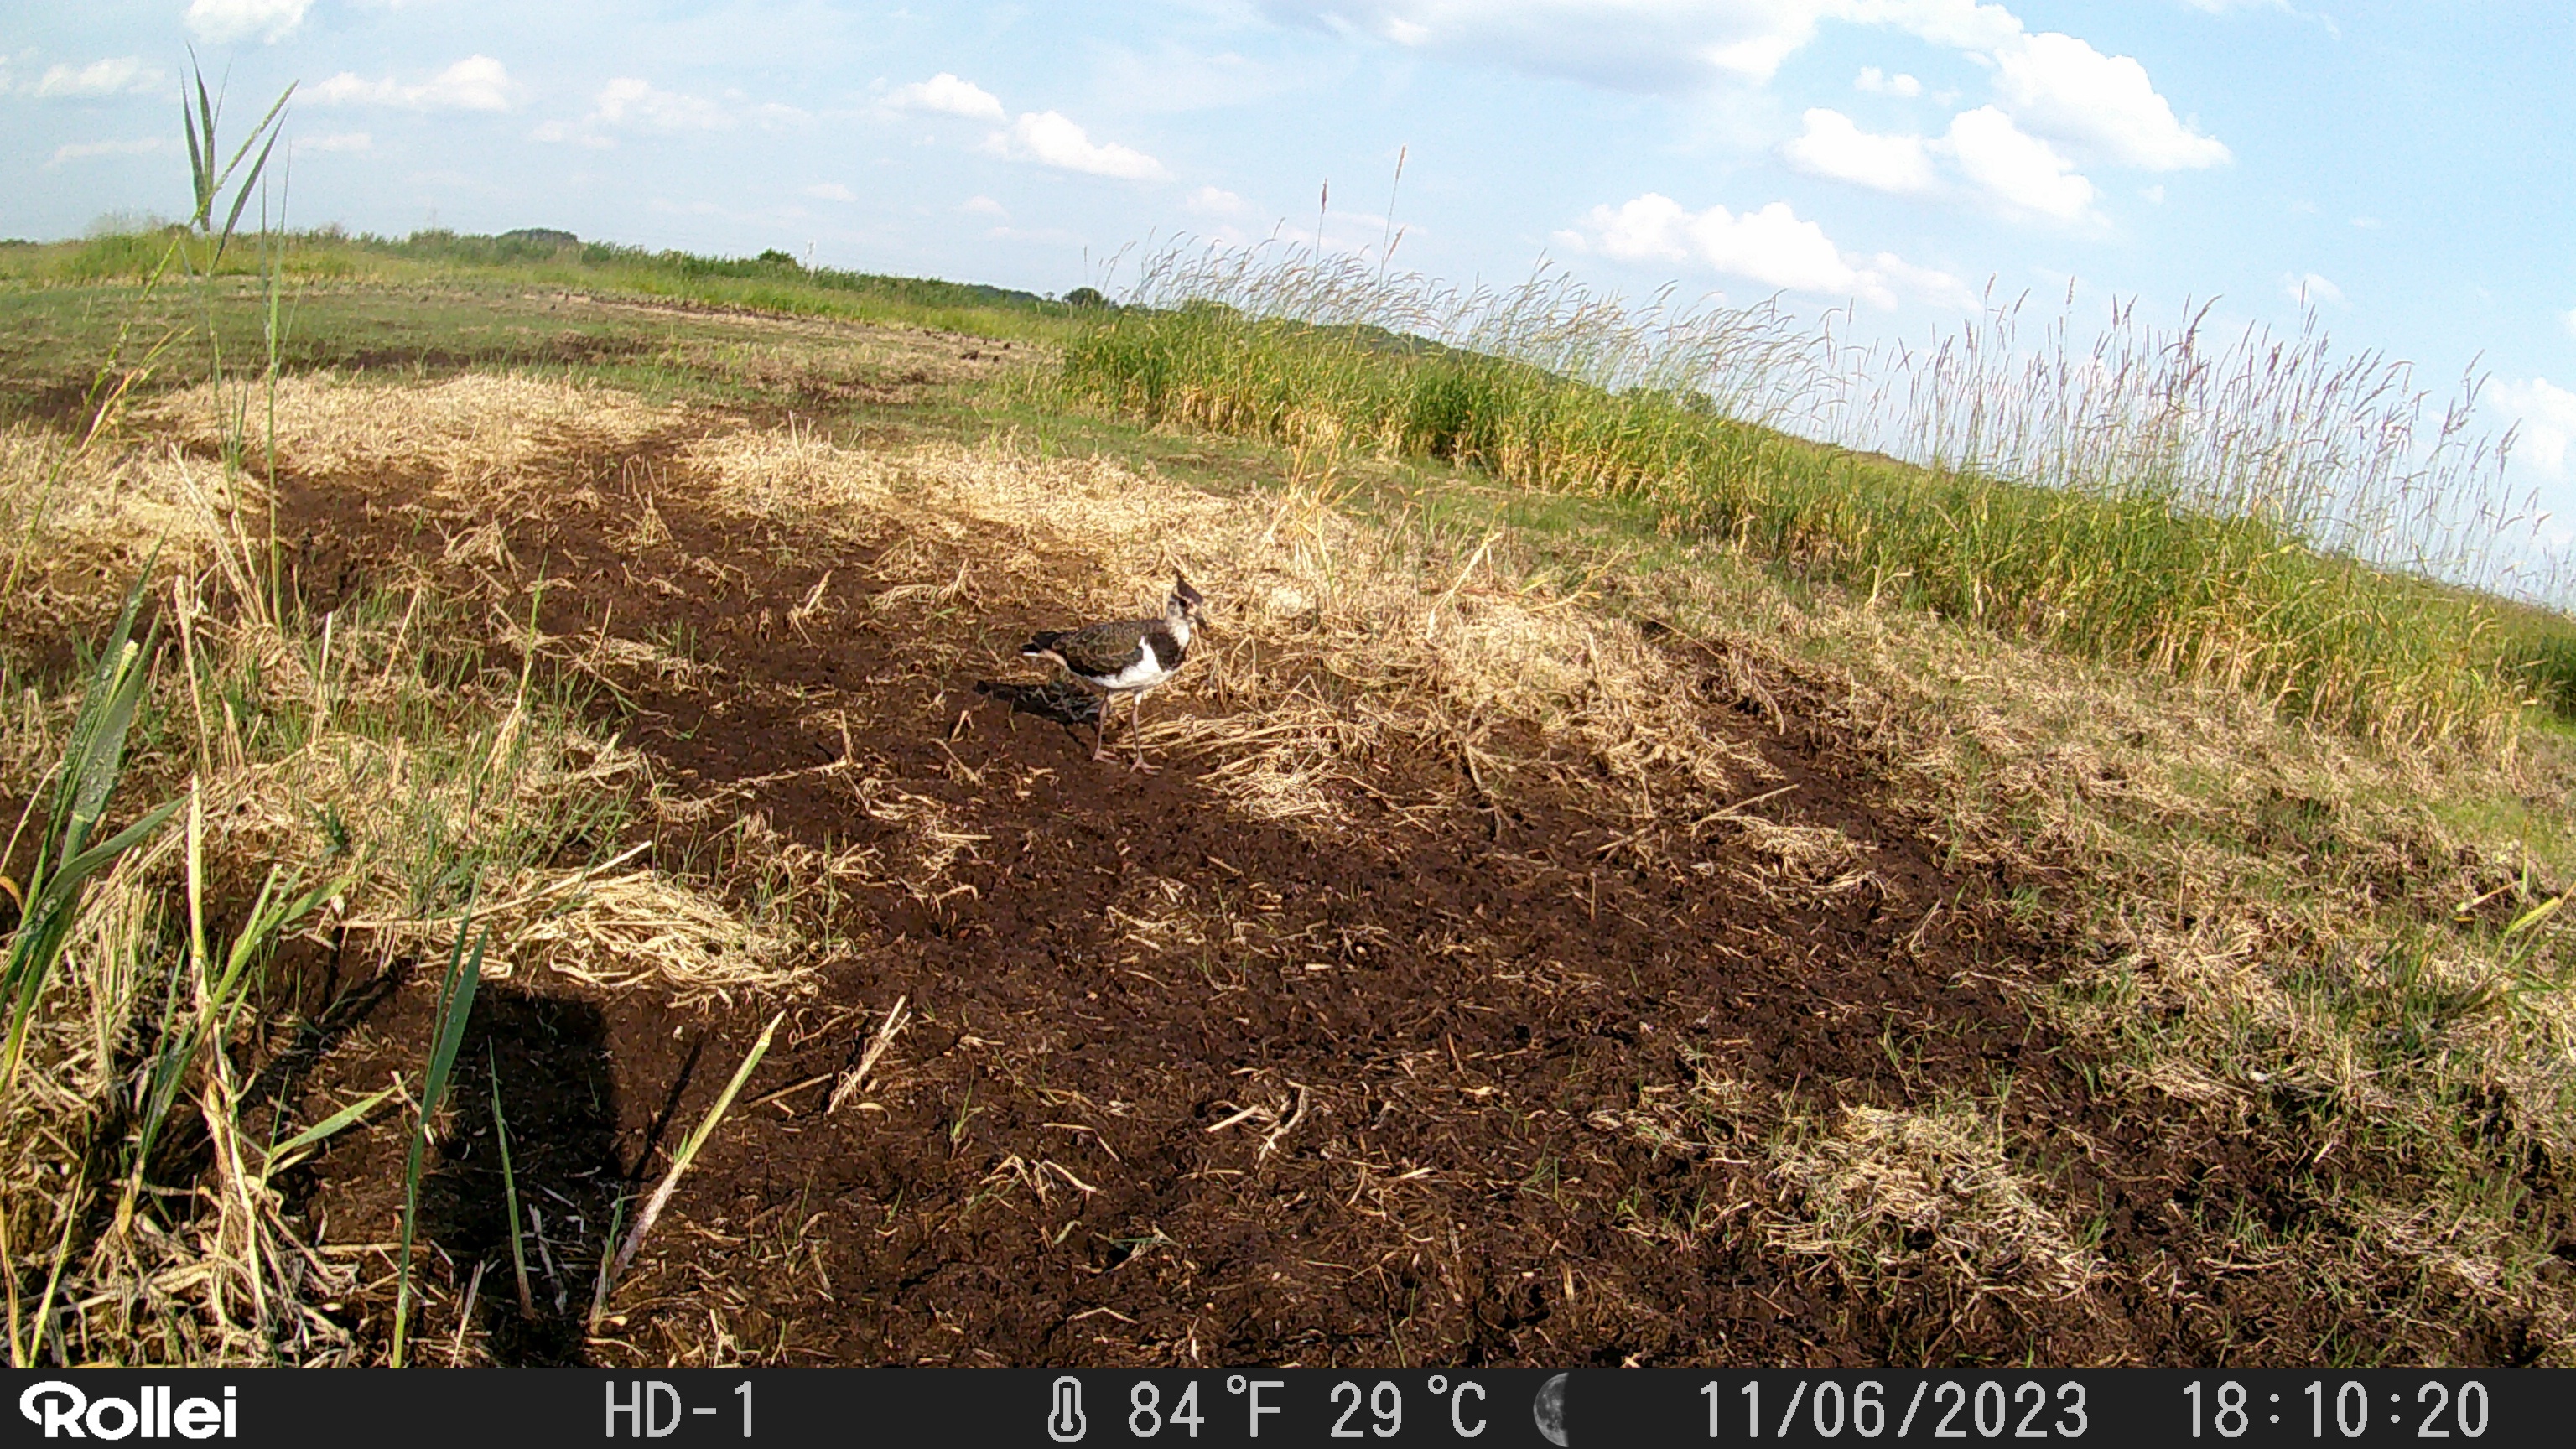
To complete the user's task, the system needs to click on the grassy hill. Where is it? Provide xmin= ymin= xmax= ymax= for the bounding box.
xmin=1 ymin=225 xmax=2571 ymax=1368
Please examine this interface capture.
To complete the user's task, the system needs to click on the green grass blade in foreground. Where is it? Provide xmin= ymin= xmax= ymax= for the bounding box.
xmin=215 ymin=117 xmax=289 ymax=268
xmin=261 ymin=1085 xmax=398 ymax=1178
xmin=178 ymin=56 xmax=293 ymax=269
xmin=1 ymin=573 xmax=180 ymax=1092
xmin=391 ymin=904 xmax=485 ymax=1368
xmin=60 ymin=574 xmax=160 ymax=859
xmin=489 ymin=1041 xmax=534 ymax=1318
xmin=130 ymin=789 xmax=341 ymax=1202
xmin=184 ymin=65 xmax=213 ymax=231
xmin=128 ymin=788 xmax=252 ymax=1198
xmin=603 ymin=1011 xmax=784 ymax=1301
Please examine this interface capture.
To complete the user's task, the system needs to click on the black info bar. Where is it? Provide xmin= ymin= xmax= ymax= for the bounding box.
xmin=3 ymin=1369 xmax=2563 ymax=1447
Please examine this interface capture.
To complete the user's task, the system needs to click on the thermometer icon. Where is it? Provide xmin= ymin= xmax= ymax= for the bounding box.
xmin=1046 ymin=1376 xmax=1088 ymax=1443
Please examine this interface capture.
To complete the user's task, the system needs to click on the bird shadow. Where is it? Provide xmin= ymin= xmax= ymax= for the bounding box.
xmin=974 ymin=678 xmax=1101 ymax=727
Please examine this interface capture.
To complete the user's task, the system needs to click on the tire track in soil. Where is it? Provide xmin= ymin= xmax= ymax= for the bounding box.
xmin=270 ymin=423 xmax=2407 ymax=1368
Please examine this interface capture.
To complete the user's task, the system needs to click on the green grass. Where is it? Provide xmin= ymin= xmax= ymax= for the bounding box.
xmin=0 ymin=225 xmax=1092 ymax=347
xmin=0 ymin=578 xmax=179 ymax=1083
xmin=1057 ymin=289 xmax=2576 ymax=745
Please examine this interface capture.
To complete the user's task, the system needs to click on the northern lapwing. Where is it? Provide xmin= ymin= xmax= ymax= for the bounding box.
xmin=1021 ymin=574 xmax=1206 ymax=771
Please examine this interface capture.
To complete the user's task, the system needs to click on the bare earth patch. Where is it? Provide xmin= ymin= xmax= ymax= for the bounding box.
xmin=8 ymin=282 xmax=2568 ymax=1371
xmin=147 ymin=365 xmax=2547 ymax=1369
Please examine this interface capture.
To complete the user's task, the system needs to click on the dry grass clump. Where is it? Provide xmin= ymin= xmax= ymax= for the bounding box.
xmin=1767 ymin=1101 xmax=2102 ymax=1305
xmin=151 ymin=588 xmax=808 ymax=1009
xmin=678 ymin=419 xmax=902 ymax=528
xmin=0 ymin=425 xmax=262 ymax=615
xmin=1 ymin=848 xmax=368 ymax=1368
xmin=2344 ymin=1196 xmax=2575 ymax=1349
xmin=1711 ymin=817 xmax=1872 ymax=894
xmin=363 ymin=859 xmax=802 ymax=1010
xmin=1589 ymin=1046 xmax=1766 ymax=1208
xmin=148 ymin=372 xmax=688 ymax=494
xmin=2 ymin=564 xmax=803 ymax=1365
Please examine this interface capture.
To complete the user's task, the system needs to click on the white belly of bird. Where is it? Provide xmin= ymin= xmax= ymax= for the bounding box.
xmin=1097 ymin=639 xmax=1172 ymax=692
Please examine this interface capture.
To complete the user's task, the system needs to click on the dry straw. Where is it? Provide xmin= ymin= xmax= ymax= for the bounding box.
xmin=1767 ymin=1101 xmax=2102 ymax=1305
xmin=148 ymin=372 xmax=688 ymax=496
xmin=683 ymin=425 xmax=1768 ymax=836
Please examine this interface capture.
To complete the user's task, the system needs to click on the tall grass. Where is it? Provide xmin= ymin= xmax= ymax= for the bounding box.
xmin=391 ymin=907 xmax=484 ymax=1368
xmin=1 ymin=579 xmax=182 ymax=1093
xmin=1063 ymin=240 xmax=2565 ymax=745
xmin=0 ymin=63 xmax=636 ymax=1369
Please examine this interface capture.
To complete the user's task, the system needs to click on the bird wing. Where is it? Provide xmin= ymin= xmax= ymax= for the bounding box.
xmin=1052 ymin=618 xmax=1150 ymax=678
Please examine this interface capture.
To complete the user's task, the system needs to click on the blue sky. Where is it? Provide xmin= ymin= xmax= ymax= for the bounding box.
xmin=8 ymin=2 xmax=2573 ymax=575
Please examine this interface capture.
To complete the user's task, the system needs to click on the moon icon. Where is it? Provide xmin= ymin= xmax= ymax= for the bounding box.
xmin=1532 ymin=1373 xmax=1569 ymax=1447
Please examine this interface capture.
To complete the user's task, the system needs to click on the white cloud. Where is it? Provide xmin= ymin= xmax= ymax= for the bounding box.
xmin=1784 ymin=108 xmax=1935 ymax=194
xmin=1990 ymin=31 xmax=2229 ymax=169
xmin=1185 ymin=185 xmax=1252 ymax=217
xmin=2494 ymin=377 xmax=2576 ymax=481
xmin=1260 ymin=0 xmax=1832 ymax=88
xmin=185 ymin=0 xmax=312 ymax=45
xmin=961 ymin=195 xmax=1009 ymax=217
xmin=1265 ymin=0 xmax=2037 ymax=89
xmin=48 ymin=137 xmax=171 ymax=166
xmin=1252 ymin=0 xmax=2218 ymax=127
xmin=592 ymin=77 xmax=733 ymax=132
xmin=2281 ymin=272 xmax=2343 ymax=306
xmin=2560 ymin=308 xmax=2576 ymax=340
xmin=1864 ymin=249 xmax=1980 ymax=309
xmin=886 ymin=72 xmax=1006 ymax=122
xmin=983 ymin=111 xmax=1170 ymax=180
xmin=2140 ymin=184 xmax=2164 ymax=203
xmin=1788 ymin=102 xmax=2099 ymax=221
xmin=1561 ymin=191 xmax=1971 ymax=309
xmin=33 ymin=57 xmax=165 ymax=99
xmin=1940 ymin=105 xmax=2096 ymax=221
xmin=2350 ymin=215 xmax=2381 ymax=229
xmin=1845 ymin=0 xmax=2025 ymax=51
xmin=534 ymin=77 xmax=751 ymax=146
xmin=1855 ymin=65 xmax=1920 ymax=96
xmin=802 ymin=182 xmax=855 ymax=202
xmin=312 ymin=56 xmax=516 ymax=112
xmin=1260 ymin=3 xmax=2225 ymax=206
xmin=293 ymin=132 xmax=372 ymax=153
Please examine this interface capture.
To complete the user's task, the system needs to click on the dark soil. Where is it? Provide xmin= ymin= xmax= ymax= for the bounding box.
xmin=232 ymin=399 xmax=2529 ymax=1370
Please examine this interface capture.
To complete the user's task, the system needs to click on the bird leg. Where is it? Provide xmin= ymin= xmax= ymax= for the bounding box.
xmin=1092 ymin=691 xmax=1119 ymax=763
xmin=1126 ymin=692 xmax=1159 ymax=774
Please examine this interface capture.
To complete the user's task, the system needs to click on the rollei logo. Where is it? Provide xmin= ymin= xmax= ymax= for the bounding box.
xmin=16 ymin=1383 xmax=236 ymax=1441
